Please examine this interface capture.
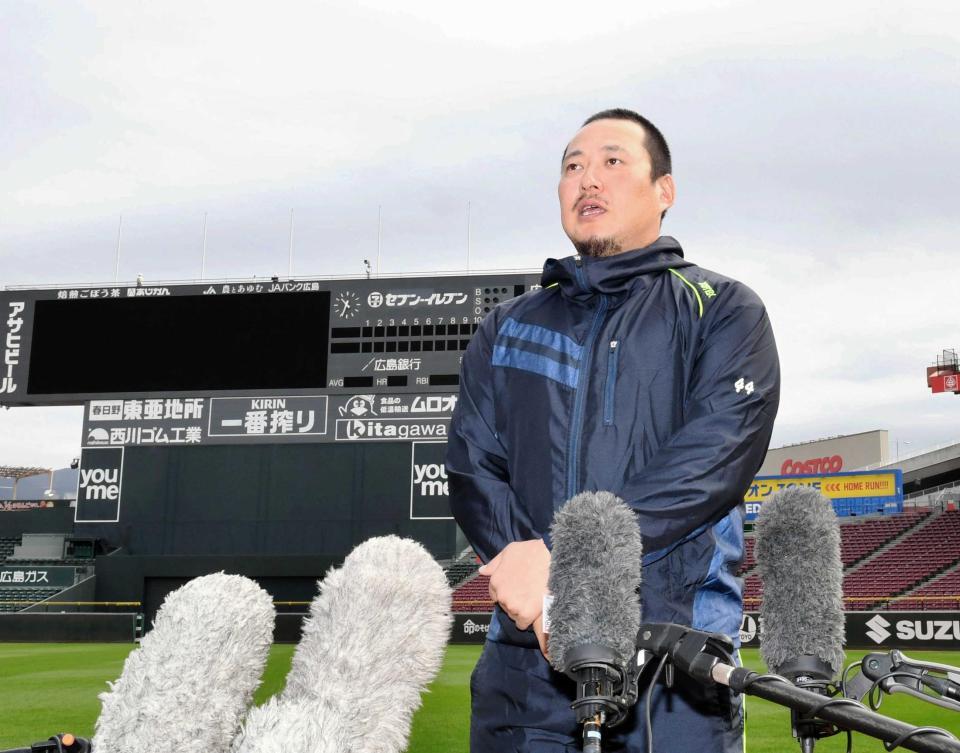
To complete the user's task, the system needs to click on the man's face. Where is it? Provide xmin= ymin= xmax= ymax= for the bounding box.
xmin=558 ymin=118 xmax=675 ymax=257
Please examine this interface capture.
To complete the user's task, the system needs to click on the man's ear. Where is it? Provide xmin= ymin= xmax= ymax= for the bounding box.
xmin=657 ymin=174 xmax=676 ymax=214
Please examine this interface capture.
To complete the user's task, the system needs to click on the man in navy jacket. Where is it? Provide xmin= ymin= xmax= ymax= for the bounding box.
xmin=446 ymin=108 xmax=780 ymax=752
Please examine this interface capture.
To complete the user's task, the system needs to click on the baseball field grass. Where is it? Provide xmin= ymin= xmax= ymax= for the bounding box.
xmin=0 ymin=643 xmax=957 ymax=751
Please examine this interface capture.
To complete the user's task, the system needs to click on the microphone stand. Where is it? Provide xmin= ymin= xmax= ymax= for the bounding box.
xmin=563 ymin=644 xmax=647 ymax=753
xmin=844 ymin=649 xmax=960 ymax=712
xmin=777 ymin=655 xmax=844 ymax=753
xmin=634 ymin=623 xmax=960 ymax=753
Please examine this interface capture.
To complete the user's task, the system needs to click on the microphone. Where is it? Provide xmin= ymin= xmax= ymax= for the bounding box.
xmin=234 ymin=535 xmax=452 ymax=753
xmin=547 ymin=491 xmax=643 ymax=753
xmin=92 ymin=572 xmax=276 ymax=753
xmin=755 ymin=486 xmax=845 ymax=753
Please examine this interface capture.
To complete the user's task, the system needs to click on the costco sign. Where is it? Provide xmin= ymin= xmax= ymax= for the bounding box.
xmin=780 ymin=454 xmax=843 ymax=475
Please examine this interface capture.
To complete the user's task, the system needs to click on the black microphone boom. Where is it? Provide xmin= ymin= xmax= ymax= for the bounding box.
xmin=633 ymin=622 xmax=960 ymax=753
xmin=713 ymin=664 xmax=960 ymax=753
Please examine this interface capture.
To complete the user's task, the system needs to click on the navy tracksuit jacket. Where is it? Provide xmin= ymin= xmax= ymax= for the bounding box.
xmin=446 ymin=236 xmax=780 ymax=752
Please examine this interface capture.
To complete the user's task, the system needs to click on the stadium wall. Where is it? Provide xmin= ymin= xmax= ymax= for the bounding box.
xmin=94 ymin=553 xmax=339 ymax=628
xmin=0 ymin=613 xmax=136 ymax=642
xmin=75 ymin=443 xmax=458 ymax=559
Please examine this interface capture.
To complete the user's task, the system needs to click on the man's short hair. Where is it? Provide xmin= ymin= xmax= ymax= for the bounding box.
xmin=581 ymin=108 xmax=672 ymax=181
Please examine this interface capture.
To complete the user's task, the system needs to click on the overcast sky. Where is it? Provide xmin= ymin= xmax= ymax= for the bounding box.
xmin=1 ymin=0 xmax=958 ymax=470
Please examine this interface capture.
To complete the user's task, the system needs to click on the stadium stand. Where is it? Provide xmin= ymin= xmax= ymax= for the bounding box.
xmin=842 ymin=509 xmax=960 ymax=609
xmin=739 ymin=508 xmax=960 ymax=611
xmin=445 ymin=558 xmax=481 ymax=589
xmin=452 ymin=573 xmax=494 ymax=612
xmin=8 ymin=533 xmax=67 ymax=560
xmin=0 ymin=587 xmax=61 ymax=613
xmin=0 ymin=531 xmax=93 ymax=612
xmin=451 ymin=508 xmax=960 ymax=613
xmin=742 ymin=573 xmax=762 ymax=606
xmin=0 ymin=532 xmax=98 ymax=567
xmin=453 ymin=508 xmax=960 ymax=614
xmin=838 ymin=509 xmax=930 ymax=567
xmin=897 ymin=564 xmax=960 ymax=610
xmin=0 ymin=536 xmax=18 ymax=562
xmin=741 ymin=535 xmax=755 ymax=572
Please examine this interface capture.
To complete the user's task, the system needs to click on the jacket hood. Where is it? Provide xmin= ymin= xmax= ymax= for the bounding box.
xmin=541 ymin=236 xmax=692 ymax=302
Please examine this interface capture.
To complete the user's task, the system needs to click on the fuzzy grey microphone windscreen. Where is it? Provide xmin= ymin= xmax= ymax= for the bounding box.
xmin=547 ymin=491 xmax=642 ymax=673
xmin=93 ymin=572 xmax=275 ymax=753
xmin=755 ymin=486 xmax=846 ymax=677
xmin=234 ymin=535 xmax=452 ymax=753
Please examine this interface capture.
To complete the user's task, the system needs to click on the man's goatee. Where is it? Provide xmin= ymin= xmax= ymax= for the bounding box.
xmin=574 ymin=237 xmax=622 ymax=258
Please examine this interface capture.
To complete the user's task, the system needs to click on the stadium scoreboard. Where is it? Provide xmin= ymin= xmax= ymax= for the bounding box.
xmin=0 ymin=274 xmax=539 ymax=406
xmin=1 ymin=273 xmax=540 ymax=548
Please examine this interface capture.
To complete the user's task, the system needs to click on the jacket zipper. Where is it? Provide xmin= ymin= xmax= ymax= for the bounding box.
xmin=566 ymin=282 xmax=609 ymax=500
xmin=573 ymin=253 xmax=589 ymax=291
xmin=603 ymin=339 xmax=619 ymax=426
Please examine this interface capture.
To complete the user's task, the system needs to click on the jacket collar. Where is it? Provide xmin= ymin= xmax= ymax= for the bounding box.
xmin=540 ymin=236 xmax=693 ymax=302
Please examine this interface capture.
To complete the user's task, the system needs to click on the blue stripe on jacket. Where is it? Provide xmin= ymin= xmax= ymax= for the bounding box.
xmin=492 ymin=344 xmax=579 ymax=388
xmin=499 ymin=317 xmax=583 ymax=360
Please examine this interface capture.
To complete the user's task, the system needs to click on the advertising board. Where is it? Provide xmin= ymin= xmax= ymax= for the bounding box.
xmin=80 ymin=392 xmax=456 ymax=447
xmin=410 ymin=441 xmax=452 ymax=520
xmin=0 ymin=565 xmax=75 ymax=589
xmin=744 ymin=470 xmax=903 ymax=519
xmin=74 ymin=447 xmax=124 ymax=523
xmin=449 ymin=612 xmax=960 ymax=650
